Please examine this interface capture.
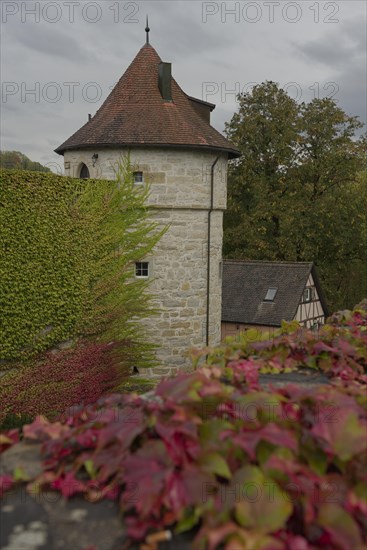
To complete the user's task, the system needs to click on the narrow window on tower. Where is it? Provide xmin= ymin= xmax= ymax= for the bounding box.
xmin=135 ymin=261 xmax=149 ymax=278
xmin=133 ymin=171 xmax=144 ymax=184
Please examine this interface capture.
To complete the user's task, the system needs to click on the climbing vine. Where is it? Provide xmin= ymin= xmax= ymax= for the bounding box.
xmin=0 ymin=158 xmax=164 ymax=367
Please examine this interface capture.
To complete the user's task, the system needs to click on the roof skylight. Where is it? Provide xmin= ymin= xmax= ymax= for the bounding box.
xmin=264 ymin=288 xmax=277 ymax=301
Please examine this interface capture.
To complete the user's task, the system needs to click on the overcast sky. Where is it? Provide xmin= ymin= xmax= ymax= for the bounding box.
xmin=1 ymin=0 xmax=366 ymax=172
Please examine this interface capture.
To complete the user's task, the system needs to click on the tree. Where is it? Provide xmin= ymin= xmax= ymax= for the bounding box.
xmin=224 ymin=82 xmax=300 ymax=260
xmin=76 ymin=156 xmax=167 ymax=367
xmin=0 ymin=150 xmax=51 ymax=172
xmin=224 ymin=82 xmax=366 ymax=311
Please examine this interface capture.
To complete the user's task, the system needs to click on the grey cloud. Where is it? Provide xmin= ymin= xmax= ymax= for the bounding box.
xmin=343 ymin=18 xmax=367 ymax=52
xmin=294 ymin=17 xmax=366 ymax=128
xmin=132 ymin=1 xmax=233 ymax=58
xmin=212 ymin=105 xmax=236 ymax=134
xmin=298 ymin=37 xmax=355 ymax=68
xmin=335 ymin=62 xmax=367 ymax=128
xmin=1 ymin=2 xmax=365 ymax=167
xmin=296 ymin=18 xmax=366 ymax=68
xmin=10 ymin=22 xmax=90 ymax=62
xmin=0 ymin=101 xmax=25 ymax=115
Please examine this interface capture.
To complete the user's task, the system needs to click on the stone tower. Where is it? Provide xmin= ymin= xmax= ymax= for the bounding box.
xmin=55 ymin=38 xmax=239 ymax=376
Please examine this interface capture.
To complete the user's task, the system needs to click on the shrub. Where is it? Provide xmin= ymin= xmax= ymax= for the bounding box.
xmin=1 ymin=169 xmax=84 ymax=359
xmin=0 ymin=340 xmax=119 ymax=425
xmin=1 ymin=302 xmax=366 ymax=549
xmin=195 ymin=299 xmax=367 ymax=384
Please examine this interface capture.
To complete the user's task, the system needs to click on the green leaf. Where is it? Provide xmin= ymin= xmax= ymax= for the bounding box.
xmin=175 ymin=507 xmax=202 ymax=534
xmin=84 ymin=459 xmax=97 ymax=479
xmin=199 ymin=419 xmax=234 ymax=445
xmin=200 ymin=452 xmax=232 ymax=479
xmin=13 ymin=467 xmax=29 ymax=481
xmin=233 ymin=466 xmax=292 ymax=533
xmin=312 ymin=410 xmax=367 ymax=461
xmin=318 ymin=504 xmax=362 ymax=549
xmin=302 ymin=444 xmax=328 ymax=476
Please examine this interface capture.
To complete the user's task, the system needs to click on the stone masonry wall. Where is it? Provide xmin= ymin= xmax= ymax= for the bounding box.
xmin=63 ymin=148 xmax=228 ymax=375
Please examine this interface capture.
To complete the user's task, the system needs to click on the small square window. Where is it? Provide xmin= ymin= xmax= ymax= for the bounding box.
xmin=135 ymin=261 xmax=149 ymax=278
xmin=264 ymin=288 xmax=277 ymax=301
xmin=133 ymin=171 xmax=143 ymax=184
xmin=303 ymin=288 xmax=312 ymax=302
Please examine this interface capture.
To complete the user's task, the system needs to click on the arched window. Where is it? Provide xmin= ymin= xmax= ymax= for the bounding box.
xmin=79 ymin=163 xmax=90 ymax=179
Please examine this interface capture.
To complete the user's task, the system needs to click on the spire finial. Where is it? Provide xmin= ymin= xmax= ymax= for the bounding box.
xmin=145 ymin=15 xmax=150 ymax=44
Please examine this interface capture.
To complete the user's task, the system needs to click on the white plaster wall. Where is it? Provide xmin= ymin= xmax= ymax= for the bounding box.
xmin=63 ymin=147 xmax=227 ymax=375
xmin=295 ymin=273 xmax=325 ymax=327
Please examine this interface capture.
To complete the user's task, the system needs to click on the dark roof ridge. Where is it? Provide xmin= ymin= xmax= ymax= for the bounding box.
xmin=56 ymin=142 xmax=240 ymax=157
xmin=223 ymin=259 xmax=314 ymax=267
xmin=187 ymin=95 xmax=216 ymax=110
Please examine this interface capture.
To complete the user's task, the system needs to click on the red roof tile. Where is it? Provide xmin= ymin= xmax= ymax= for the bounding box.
xmin=55 ymin=44 xmax=239 ymax=158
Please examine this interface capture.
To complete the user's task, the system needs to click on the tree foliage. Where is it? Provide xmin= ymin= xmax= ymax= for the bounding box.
xmin=224 ymin=82 xmax=366 ymax=311
xmin=0 ymin=150 xmax=51 ymax=172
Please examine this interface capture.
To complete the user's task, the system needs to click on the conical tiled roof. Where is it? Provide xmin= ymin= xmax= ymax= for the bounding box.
xmin=55 ymin=44 xmax=239 ymax=158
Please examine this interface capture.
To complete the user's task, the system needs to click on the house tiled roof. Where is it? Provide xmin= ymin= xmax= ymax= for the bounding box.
xmin=55 ymin=44 xmax=239 ymax=158
xmin=222 ymin=260 xmax=328 ymax=326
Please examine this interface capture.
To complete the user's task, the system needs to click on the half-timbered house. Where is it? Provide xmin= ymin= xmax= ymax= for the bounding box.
xmin=221 ymin=261 xmax=329 ymax=340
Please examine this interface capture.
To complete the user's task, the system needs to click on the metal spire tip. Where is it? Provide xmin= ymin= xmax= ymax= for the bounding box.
xmin=145 ymin=16 xmax=150 ymax=44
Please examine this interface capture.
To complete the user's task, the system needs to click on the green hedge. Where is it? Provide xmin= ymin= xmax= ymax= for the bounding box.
xmin=1 ymin=170 xmax=85 ymax=359
xmin=0 ymin=164 xmax=163 ymax=365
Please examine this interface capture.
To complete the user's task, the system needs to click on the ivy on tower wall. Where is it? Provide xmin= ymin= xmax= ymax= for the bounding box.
xmin=0 ymin=159 xmax=164 ymax=367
